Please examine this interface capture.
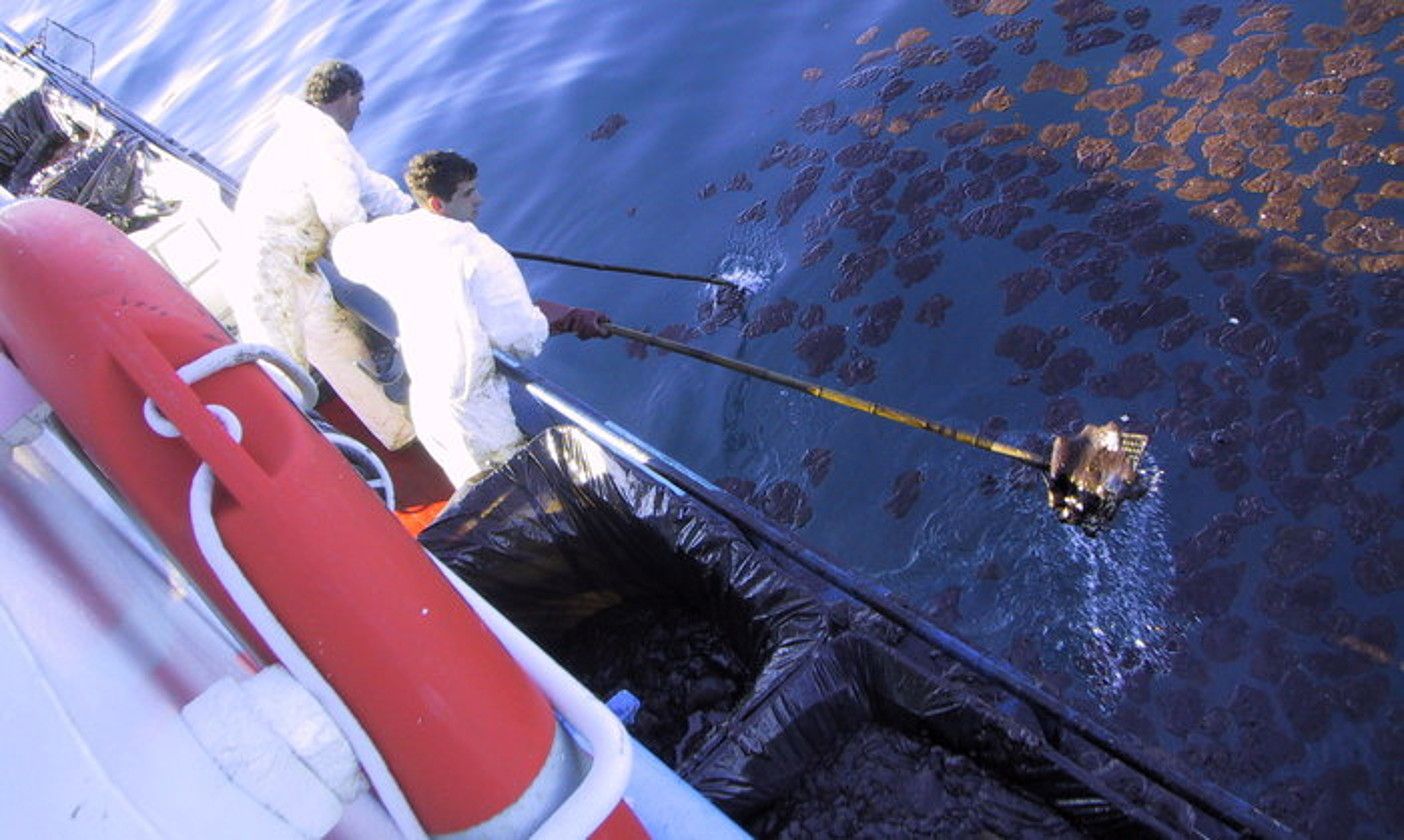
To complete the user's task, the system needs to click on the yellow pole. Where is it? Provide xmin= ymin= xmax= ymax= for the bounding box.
xmin=606 ymin=324 xmax=1051 ymax=472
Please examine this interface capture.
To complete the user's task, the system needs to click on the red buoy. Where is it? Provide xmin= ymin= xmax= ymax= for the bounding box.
xmin=0 ymin=198 xmax=645 ymax=837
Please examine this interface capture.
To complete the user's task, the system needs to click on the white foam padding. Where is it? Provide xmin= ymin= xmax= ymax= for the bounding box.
xmin=243 ymin=664 xmax=368 ymax=804
xmin=182 ymin=675 xmax=344 ymax=838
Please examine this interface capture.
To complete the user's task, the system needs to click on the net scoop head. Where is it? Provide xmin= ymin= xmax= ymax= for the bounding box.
xmin=1046 ymin=421 xmax=1149 ymax=535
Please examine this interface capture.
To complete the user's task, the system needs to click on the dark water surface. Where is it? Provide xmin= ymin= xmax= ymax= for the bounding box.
xmin=9 ymin=2 xmax=1401 ymax=835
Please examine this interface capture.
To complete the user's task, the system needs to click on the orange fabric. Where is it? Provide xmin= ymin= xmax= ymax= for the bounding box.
xmin=394 ymin=500 xmax=450 ymax=537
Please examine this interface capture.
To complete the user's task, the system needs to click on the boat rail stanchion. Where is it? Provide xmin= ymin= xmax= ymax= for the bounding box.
xmin=432 ymin=558 xmax=638 ymax=839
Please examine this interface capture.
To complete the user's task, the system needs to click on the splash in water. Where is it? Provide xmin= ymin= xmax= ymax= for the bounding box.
xmin=697 ymin=227 xmax=786 ymax=331
xmin=894 ymin=450 xmax=1178 ymax=708
xmin=715 ymin=224 xmax=785 ymax=294
xmin=1056 ymin=459 xmax=1178 ymax=704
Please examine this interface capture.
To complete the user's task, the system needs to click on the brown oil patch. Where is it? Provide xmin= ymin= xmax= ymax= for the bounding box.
xmin=895 ymin=28 xmax=931 ymax=50
xmin=1134 ymin=102 xmax=1179 ymax=143
xmin=1381 ymin=143 xmax=1404 ymax=165
xmin=856 ymin=26 xmax=879 ymax=46
xmin=1259 ymin=183 xmax=1305 ymax=231
xmin=970 ymin=85 xmax=1015 ymax=113
xmin=1304 ymin=24 xmax=1350 ymax=50
xmin=850 ymin=106 xmax=886 ymax=137
xmin=856 ymin=47 xmax=895 ymax=68
xmin=1324 ymin=209 xmax=1402 ymax=253
xmin=1380 ymin=180 xmax=1404 ymax=199
xmin=1313 ymin=159 xmax=1361 ymax=208
xmin=1193 ymin=199 xmax=1252 ymax=229
xmin=886 ymin=117 xmax=913 ymax=135
xmin=982 ymin=123 xmax=1031 ymax=146
xmin=1301 ymin=77 xmax=1350 ymax=96
xmin=1245 ymin=170 xmax=1297 ymax=194
xmin=1174 ymin=32 xmax=1217 ymax=59
xmin=1022 ymin=60 xmax=1089 ymax=95
xmin=1267 ymin=93 xmax=1342 ymax=127
xmin=1077 ymin=83 xmax=1145 ymax=112
xmin=1075 ymin=136 xmax=1119 ymax=172
xmin=1177 ymin=176 xmax=1232 ymax=201
xmin=1228 ymin=113 xmax=1282 ymax=148
xmin=914 ymin=104 xmax=946 ymax=122
xmin=1106 ymin=111 xmax=1131 ymax=137
xmin=1276 ymin=48 xmax=1321 ymax=84
xmin=1219 ymin=34 xmax=1288 ymax=78
xmin=1359 ymin=77 xmax=1395 ymax=109
xmin=1165 ymin=104 xmax=1209 ymax=145
xmin=1234 ymin=4 xmax=1293 ymax=35
xmin=1294 ymin=130 xmax=1322 ymax=153
xmin=1196 ymin=108 xmax=1227 ymax=135
xmin=983 ymin=0 xmax=1031 ymax=14
xmin=1164 ymin=69 xmax=1227 ymax=103
xmin=1329 ymin=112 xmax=1385 ymax=147
xmin=1358 ymin=253 xmax=1404 ymax=272
xmin=1244 ymin=68 xmax=1289 ymax=100
xmin=1202 ymin=134 xmax=1247 ymax=178
xmin=1337 ymin=141 xmax=1378 ymax=167
xmin=1108 ymin=48 xmax=1164 ymax=85
xmin=1343 ymin=0 xmax=1403 ymax=36
xmin=1039 ymin=122 xmax=1081 ymax=148
xmin=1212 ymin=90 xmax=1261 ymax=122
xmin=802 ymin=67 xmax=824 ymax=82
xmin=1324 ymin=44 xmax=1384 ymax=80
xmin=1249 ymin=144 xmax=1292 ymax=170
xmin=1330 ymin=634 xmax=1398 ymax=674
xmin=1123 ymin=143 xmax=1193 ymax=171
xmin=1267 ymin=236 xmax=1327 ymax=272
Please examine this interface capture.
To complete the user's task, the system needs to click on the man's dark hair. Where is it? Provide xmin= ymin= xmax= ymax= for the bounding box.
xmin=302 ymin=60 xmax=363 ymax=105
xmin=406 ymin=150 xmax=478 ymax=204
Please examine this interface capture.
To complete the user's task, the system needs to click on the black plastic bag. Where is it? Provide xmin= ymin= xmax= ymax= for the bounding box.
xmin=0 ymin=87 xmax=68 ymax=190
xmin=421 ymin=426 xmax=1215 ymax=837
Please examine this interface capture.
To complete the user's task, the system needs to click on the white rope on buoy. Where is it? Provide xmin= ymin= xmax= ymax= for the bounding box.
xmin=139 ymin=343 xmax=396 ymax=510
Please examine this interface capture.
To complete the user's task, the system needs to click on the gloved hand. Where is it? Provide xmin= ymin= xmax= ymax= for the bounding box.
xmin=537 ymin=300 xmax=612 ymax=339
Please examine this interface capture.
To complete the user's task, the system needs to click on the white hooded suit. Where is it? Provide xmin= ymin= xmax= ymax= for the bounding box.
xmin=229 ymin=96 xmax=415 ymax=447
xmin=331 ymin=210 xmax=549 ymax=486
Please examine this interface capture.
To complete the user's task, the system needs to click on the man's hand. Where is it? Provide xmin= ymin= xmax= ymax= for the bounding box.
xmin=558 ymin=306 xmax=611 ymax=339
xmin=537 ymin=299 xmax=612 ymax=339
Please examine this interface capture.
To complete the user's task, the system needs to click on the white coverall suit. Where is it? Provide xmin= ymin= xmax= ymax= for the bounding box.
xmin=331 ymin=209 xmax=549 ymax=487
xmin=228 ymin=96 xmax=416 ymax=448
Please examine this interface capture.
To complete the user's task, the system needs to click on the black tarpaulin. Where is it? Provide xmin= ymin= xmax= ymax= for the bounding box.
xmin=28 ymin=129 xmax=168 ymax=232
xmin=0 ymin=87 xmax=67 ymax=191
xmin=420 ymin=426 xmax=1205 ymax=837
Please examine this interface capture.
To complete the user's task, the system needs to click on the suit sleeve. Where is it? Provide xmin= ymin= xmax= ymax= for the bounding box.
xmin=306 ymin=132 xmax=371 ymax=236
xmin=465 ymin=233 xmax=548 ymax=359
xmin=358 ymin=159 xmax=414 ymax=219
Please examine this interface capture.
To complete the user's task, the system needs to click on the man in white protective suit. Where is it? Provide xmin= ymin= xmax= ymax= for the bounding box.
xmin=228 ymin=60 xmax=416 ymax=449
xmin=330 ymin=150 xmax=610 ymax=487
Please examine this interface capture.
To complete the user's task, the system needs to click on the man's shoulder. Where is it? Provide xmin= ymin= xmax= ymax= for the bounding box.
xmin=334 ymin=211 xmax=459 ymax=261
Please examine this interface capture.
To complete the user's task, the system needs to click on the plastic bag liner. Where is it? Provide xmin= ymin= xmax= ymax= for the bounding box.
xmin=29 ymin=130 xmax=168 ymax=233
xmin=422 ymin=426 xmax=1194 ymax=837
xmin=421 ymin=426 xmax=831 ymax=755
xmin=0 ymin=87 xmax=68 ymax=191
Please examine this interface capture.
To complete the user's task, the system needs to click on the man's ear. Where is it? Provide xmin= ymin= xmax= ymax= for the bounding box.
xmin=427 ymin=195 xmax=445 ymax=214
